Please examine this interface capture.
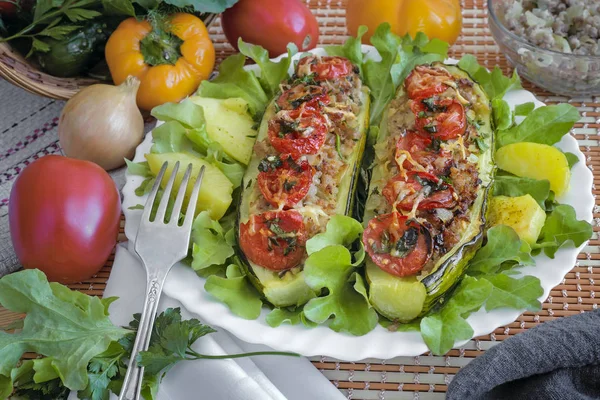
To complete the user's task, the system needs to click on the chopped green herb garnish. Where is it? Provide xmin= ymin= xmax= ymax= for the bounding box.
xmin=258 ymin=155 xmax=283 ymax=172
xmin=335 ymin=134 xmax=345 ymax=160
xmin=424 ymin=124 xmax=438 ymax=133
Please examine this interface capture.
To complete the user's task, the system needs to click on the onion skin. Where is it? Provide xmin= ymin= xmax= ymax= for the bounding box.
xmin=58 ymin=76 xmax=144 ymax=171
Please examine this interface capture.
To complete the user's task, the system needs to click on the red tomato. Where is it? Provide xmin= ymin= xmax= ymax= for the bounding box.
xmin=382 ymin=171 xmax=456 ymax=211
xmin=9 ymin=155 xmax=121 ymax=284
xmin=276 ymin=84 xmax=330 ymax=111
xmin=412 ymin=98 xmax=466 ymax=141
xmin=404 ymin=65 xmax=452 ymax=100
xmin=395 ymin=130 xmax=436 ymax=170
xmin=0 ymin=1 xmax=17 ymax=17
xmin=257 ymin=154 xmax=314 ymax=209
xmin=297 ymin=56 xmax=354 ymax=81
xmin=221 ymin=0 xmax=319 ymax=58
xmin=363 ymin=213 xmax=433 ymax=277
xmin=268 ymin=109 xmax=328 ymax=158
xmin=239 ymin=210 xmax=307 ymax=271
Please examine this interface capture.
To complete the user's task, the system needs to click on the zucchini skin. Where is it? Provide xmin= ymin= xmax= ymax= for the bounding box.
xmin=236 ymin=88 xmax=371 ymax=308
xmin=363 ymin=62 xmax=495 ymax=320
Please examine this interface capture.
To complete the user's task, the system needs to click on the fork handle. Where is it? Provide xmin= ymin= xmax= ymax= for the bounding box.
xmin=119 ymin=274 xmax=166 ymax=400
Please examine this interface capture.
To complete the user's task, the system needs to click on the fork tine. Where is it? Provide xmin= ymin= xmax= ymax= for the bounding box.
xmin=182 ymin=165 xmax=205 ymax=229
xmin=169 ymin=163 xmax=193 ymax=225
xmin=141 ymin=161 xmax=168 ymax=222
xmin=155 ymin=161 xmax=180 ymax=223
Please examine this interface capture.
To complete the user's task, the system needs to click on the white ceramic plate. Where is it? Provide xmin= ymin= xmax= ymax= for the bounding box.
xmin=122 ymin=46 xmax=594 ymax=360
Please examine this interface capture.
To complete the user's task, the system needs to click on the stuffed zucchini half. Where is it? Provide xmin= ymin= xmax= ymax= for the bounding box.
xmin=236 ymin=56 xmax=370 ymax=308
xmin=362 ymin=63 xmax=494 ymax=322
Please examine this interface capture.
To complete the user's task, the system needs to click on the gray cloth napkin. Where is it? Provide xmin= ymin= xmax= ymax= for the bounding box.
xmin=447 ymin=310 xmax=600 ymax=400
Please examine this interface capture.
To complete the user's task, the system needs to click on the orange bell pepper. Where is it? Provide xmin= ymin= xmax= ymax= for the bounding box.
xmin=105 ymin=13 xmax=215 ymax=111
xmin=346 ymin=0 xmax=462 ymax=45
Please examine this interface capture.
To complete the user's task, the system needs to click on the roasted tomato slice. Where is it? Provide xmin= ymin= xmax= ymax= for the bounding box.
xmin=268 ymin=109 xmax=328 ymax=157
xmin=297 ymin=55 xmax=354 ymax=80
xmin=363 ymin=213 xmax=433 ymax=277
xmin=404 ymin=65 xmax=452 ymax=100
xmin=239 ymin=210 xmax=307 ymax=271
xmin=257 ymin=154 xmax=314 ymax=209
xmin=412 ymin=98 xmax=466 ymax=141
xmin=276 ymin=84 xmax=330 ymax=111
xmin=395 ymin=130 xmax=437 ymax=170
xmin=382 ymin=171 xmax=457 ymax=211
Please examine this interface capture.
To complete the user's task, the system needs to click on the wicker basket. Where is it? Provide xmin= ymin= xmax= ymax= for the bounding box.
xmin=0 ymin=13 xmax=217 ymax=101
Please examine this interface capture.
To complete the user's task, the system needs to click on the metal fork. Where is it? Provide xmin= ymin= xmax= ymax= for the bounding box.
xmin=118 ymin=161 xmax=205 ymax=400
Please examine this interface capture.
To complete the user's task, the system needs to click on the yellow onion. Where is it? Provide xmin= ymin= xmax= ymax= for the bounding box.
xmin=58 ymin=76 xmax=144 ymax=170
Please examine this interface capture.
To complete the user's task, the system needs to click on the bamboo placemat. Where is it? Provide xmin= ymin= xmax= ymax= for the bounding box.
xmin=2 ymin=1 xmax=599 ymax=398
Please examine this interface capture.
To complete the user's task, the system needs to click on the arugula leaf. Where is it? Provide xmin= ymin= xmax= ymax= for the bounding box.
xmin=420 ymin=309 xmax=473 ymax=356
xmin=0 ymin=270 xmax=129 ymax=390
xmin=238 ymin=40 xmax=297 ymax=99
xmin=564 ymin=152 xmax=580 ymax=169
xmin=483 ymin=274 xmax=543 ymax=312
xmin=514 ymin=102 xmax=535 ymax=116
xmin=468 ymin=225 xmax=535 ymax=276
xmin=457 ymin=54 xmax=522 ymax=99
xmin=446 ymin=276 xmax=494 ymax=316
xmin=536 ymin=204 xmax=593 ymax=258
xmin=78 ymin=341 xmax=127 ymax=400
xmin=125 ymin=160 xmax=151 ymax=177
xmin=496 ymin=104 xmax=580 ymax=147
xmin=305 ymin=215 xmax=363 ymax=255
xmin=204 ymin=264 xmax=263 ymax=319
xmin=161 ymin=0 xmax=238 ymax=13
xmin=303 ymin=245 xmax=378 ymax=336
xmin=198 ymin=53 xmax=269 ymax=117
xmin=325 ymin=25 xmax=368 ymax=74
xmin=492 ymin=98 xmax=512 ymax=131
xmin=493 ymin=174 xmax=551 ymax=208
xmin=191 ymin=211 xmax=234 ymax=271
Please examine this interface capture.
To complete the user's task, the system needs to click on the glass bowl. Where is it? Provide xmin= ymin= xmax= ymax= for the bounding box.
xmin=488 ymin=0 xmax=600 ymax=97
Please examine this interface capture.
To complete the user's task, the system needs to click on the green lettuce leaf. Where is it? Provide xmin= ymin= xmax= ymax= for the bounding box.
xmin=151 ymin=121 xmax=195 ymax=154
xmin=364 ymin=25 xmax=448 ymax=125
xmin=493 ymin=174 xmax=551 ymax=208
xmin=492 ymin=98 xmax=512 ymax=131
xmin=161 ymin=0 xmax=238 ymax=13
xmin=305 ymin=215 xmax=363 ymax=255
xmin=0 ymin=270 xmax=128 ymax=390
xmin=191 ymin=211 xmax=234 ymax=272
xmin=457 ymin=54 xmax=522 ymax=100
xmin=468 ymin=225 xmax=535 ymax=276
xmin=204 ymin=265 xmax=263 ymax=320
xmin=151 ymin=99 xmax=205 ymax=129
xmin=303 ymin=245 xmax=378 ymax=336
xmin=238 ymin=40 xmax=297 ymax=99
xmin=536 ymin=204 xmax=593 ymax=258
xmin=325 ymin=25 xmax=368 ymax=74
xmin=197 ymin=53 xmax=269 ymax=117
xmin=496 ymin=104 xmax=580 ymax=147
xmin=564 ymin=152 xmax=580 ymax=169
xmin=265 ymin=308 xmax=316 ymax=328
xmin=483 ymin=274 xmax=543 ymax=312
xmin=514 ymin=102 xmax=535 ymax=116
xmin=125 ymin=160 xmax=151 ymax=177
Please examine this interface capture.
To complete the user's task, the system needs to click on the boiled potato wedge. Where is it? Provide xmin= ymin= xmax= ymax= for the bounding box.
xmin=146 ymin=152 xmax=233 ymax=220
xmin=488 ymin=194 xmax=546 ymax=245
xmin=495 ymin=143 xmax=570 ymax=197
xmin=190 ymin=96 xmax=256 ymax=165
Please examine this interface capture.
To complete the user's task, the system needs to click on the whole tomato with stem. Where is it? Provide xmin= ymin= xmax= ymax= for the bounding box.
xmin=0 ymin=1 xmax=17 ymax=18
xmin=221 ymin=0 xmax=319 ymax=57
xmin=9 ymin=155 xmax=121 ymax=284
xmin=346 ymin=0 xmax=462 ymax=45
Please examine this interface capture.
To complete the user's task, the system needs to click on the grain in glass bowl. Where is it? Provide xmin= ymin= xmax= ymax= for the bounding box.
xmin=488 ymin=0 xmax=600 ymax=96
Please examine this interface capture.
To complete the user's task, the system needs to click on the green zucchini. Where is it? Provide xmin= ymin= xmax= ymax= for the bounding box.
xmin=363 ymin=63 xmax=494 ymax=322
xmin=236 ymin=81 xmax=371 ymax=308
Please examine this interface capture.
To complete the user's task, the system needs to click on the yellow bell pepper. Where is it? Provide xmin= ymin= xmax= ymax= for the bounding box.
xmin=105 ymin=13 xmax=215 ymax=111
xmin=346 ymin=0 xmax=462 ymax=45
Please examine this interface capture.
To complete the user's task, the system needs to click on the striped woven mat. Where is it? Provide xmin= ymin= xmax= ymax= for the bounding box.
xmin=1 ymin=0 xmax=599 ymax=398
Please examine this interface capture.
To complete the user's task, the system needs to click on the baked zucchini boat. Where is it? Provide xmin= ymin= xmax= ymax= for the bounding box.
xmin=237 ymin=56 xmax=370 ymax=308
xmin=362 ymin=63 xmax=494 ymax=322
